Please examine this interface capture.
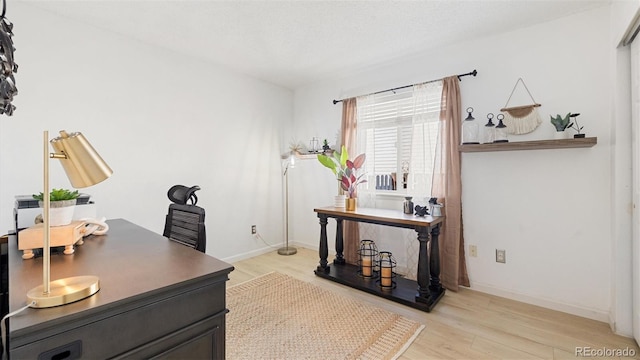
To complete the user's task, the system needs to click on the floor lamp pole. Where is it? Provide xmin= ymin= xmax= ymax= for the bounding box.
xmin=278 ymin=160 xmax=297 ymax=256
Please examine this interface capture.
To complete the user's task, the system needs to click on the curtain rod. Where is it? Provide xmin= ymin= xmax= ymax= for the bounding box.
xmin=332 ymin=69 xmax=477 ymax=105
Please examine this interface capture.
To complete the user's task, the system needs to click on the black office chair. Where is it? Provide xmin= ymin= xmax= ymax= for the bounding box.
xmin=163 ymin=185 xmax=206 ymax=253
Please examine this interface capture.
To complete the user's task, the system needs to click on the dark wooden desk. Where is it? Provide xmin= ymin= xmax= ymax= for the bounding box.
xmin=314 ymin=206 xmax=444 ymax=312
xmin=8 ymin=219 xmax=234 ymax=359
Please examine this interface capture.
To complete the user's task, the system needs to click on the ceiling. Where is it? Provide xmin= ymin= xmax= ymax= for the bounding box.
xmin=19 ymin=0 xmax=610 ymax=89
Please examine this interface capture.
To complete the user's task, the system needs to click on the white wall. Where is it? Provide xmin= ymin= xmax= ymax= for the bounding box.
xmin=0 ymin=3 xmax=293 ymax=261
xmin=293 ymin=6 xmax=621 ymax=323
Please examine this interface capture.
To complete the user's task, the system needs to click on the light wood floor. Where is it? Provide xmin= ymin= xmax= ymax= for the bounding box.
xmin=227 ymin=248 xmax=639 ymax=360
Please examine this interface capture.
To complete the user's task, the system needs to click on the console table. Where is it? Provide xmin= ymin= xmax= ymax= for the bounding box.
xmin=7 ymin=219 xmax=234 ymax=359
xmin=314 ymin=206 xmax=444 ymax=312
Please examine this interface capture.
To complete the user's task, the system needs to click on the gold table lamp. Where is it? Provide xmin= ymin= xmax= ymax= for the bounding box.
xmin=27 ymin=130 xmax=112 ymax=308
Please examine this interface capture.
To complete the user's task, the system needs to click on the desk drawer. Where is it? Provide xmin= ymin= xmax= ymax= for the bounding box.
xmin=10 ymin=281 xmax=226 ymax=359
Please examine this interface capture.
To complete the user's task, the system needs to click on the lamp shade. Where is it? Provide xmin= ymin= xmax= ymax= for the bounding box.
xmin=50 ymin=130 xmax=113 ymax=188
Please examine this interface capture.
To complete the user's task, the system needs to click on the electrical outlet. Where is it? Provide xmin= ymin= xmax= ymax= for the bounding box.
xmin=496 ymin=249 xmax=506 ymax=263
xmin=251 ymin=225 xmax=257 ymax=235
xmin=469 ymin=245 xmax=477 ymax=257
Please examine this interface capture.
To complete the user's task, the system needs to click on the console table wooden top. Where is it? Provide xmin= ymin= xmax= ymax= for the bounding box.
xmin=314 ymin=206 xmax=444 ymax=228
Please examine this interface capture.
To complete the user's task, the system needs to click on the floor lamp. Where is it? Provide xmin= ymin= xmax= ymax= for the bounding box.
xmin=278 ymin=152 xmax=297 ymax=256
xmin=27 ymin=130 xmax=113 ymax=308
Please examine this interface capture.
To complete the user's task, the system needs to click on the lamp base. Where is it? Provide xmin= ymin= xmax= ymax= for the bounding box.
xmin=27 ymin=275 xmax=100 ymax=308
xmin=277 ymin=247 xmax=297 ymax=256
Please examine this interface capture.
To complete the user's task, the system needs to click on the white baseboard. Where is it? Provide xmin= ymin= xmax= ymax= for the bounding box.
xmin=221 ymin=245 xmax=279 ymax=263
xmin=471 ymin=282 xmax=609 ymax=323
xmin=222 ymin=241 xmax=314 ymax=263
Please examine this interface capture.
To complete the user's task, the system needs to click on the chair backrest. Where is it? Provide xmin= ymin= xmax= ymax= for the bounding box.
xmin=163 ymin=203 xmax=206 ymax=253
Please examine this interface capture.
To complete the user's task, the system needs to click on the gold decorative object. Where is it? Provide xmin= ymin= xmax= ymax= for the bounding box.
xmin=27 ymin=130 xmax=112 ymax=308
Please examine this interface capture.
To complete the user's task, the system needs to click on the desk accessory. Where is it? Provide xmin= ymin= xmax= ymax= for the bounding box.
xmin=27 ymin=130 xmax=112 ymax=308
xmin=18 ymin=221 xmax=86 ymax=259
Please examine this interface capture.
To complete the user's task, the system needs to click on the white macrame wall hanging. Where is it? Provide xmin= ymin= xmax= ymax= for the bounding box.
xmin=500 ymin=78 xmax=542 ymax=135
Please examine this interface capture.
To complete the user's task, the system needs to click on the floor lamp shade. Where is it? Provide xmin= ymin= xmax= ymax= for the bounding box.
xmin=50 ymin=131 xmax=113 ymax=188
xmin=27 ymin=130 xmax=112 ymax=308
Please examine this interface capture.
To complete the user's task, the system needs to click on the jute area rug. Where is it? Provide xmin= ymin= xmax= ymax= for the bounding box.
xmin=226 ymin=272 xmax=424 ymax=360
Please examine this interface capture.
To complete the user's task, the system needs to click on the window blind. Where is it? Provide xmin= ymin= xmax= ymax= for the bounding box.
xmin=357 ymin=82 xmax=442 ymax=196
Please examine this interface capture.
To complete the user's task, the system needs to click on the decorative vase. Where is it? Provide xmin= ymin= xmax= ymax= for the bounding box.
xmin=334 ymin=194 xmax=346 ymax=208
xmin=345 ymin=197 xmax=356 ymax=211
xmin=39 ymin=199 xmax=76 ymax=226
xmin=403 ymin=196 xmax=414 ymax=214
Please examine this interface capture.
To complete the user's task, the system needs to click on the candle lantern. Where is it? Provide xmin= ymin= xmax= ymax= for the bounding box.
xmin=378 ymin=251 xmax=397 ymax=289
xmin=309 ymin=137 xmax=319 ymax=152
xmin=483 ymin=113 xmax=496 ymax=144
xmin=462 ymin=107 xmax=479 ymax=144
xmin=494 ymin=114 xmax=509 ymax=143
xmin=358 ymin=239 xmax=378 ymax=278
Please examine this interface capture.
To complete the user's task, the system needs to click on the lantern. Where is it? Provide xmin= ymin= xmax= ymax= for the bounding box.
xmin=462 ymin=107 xmax=479 ymax=144
xmin=358 ymin=240 xmax=378 ymax=278
xmin=494 ymin=114 xmax=509 ymax=143
xmin=483 ymin=113 xmax=496 ymax=144
xmin=378 ymin=251 xmax=397 ymax=289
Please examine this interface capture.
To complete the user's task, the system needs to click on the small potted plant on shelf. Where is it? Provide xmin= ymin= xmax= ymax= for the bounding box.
xmin=550 ymin=113 xmax=572 ymax=139
xmin=317 ymin=145 xmax=366 ymax=210
xmin=322 ymin=139 xmax=331 ymax=152
xmin=567 ymin=113 xmax=585 ymax=138
xmin=33 ymin=188 xmax=79 ymax=226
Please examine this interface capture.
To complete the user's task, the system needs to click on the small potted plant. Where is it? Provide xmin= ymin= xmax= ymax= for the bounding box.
xmin=550 ymin=113 xmax=572 ymax=139
xmin=317 ymin=145 xmax=366 ymax=210
xmin=322 ymin=139 xmax=330 ymax=152
xmin=567 ymin=113 xmax=585 ymax=138
xmin=33 ymin=188 xmax=79 ymax=226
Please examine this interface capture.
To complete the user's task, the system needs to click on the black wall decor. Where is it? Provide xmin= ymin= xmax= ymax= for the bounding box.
xmin=0 ymin=0 xmax=16 ymax=116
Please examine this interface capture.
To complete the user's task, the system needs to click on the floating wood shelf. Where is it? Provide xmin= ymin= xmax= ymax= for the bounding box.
xmin=459 ymin=137 xmax=597 ymax=153
xmin=297 ymin=153 xmax=321 ymax=159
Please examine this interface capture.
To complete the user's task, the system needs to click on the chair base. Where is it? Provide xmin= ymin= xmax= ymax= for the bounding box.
xmin=277 ymin=246 xmax=297 ymax=256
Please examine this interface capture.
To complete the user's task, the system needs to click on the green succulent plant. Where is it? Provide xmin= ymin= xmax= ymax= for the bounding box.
xmin=550 ymin=113 xmax=573 ymax=132
xmin=33 ymin=188 xmax=79 ymax=201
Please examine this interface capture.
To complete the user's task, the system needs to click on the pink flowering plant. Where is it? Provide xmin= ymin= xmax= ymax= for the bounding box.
xmin=317 ymin=145 xmax=366 ymax=198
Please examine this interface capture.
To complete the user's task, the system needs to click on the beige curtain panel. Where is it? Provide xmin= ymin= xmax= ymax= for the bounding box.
xmin=340 ymin=98 xmax=360 ymax=265
xmin=432 ymin=76 xmax=470 ymax=290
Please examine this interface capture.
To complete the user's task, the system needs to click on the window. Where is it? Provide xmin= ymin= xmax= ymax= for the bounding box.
xmin=356 ymin=82 xmax=442 ymax=197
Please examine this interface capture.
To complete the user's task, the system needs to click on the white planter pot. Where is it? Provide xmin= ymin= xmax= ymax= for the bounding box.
xmin=553 ymin=130 xmax=570 ymax=139
xmin=39 ymin=199 xmax=76 ymax=226
xmin=334 ymin=195 xmax=346 ymax=208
